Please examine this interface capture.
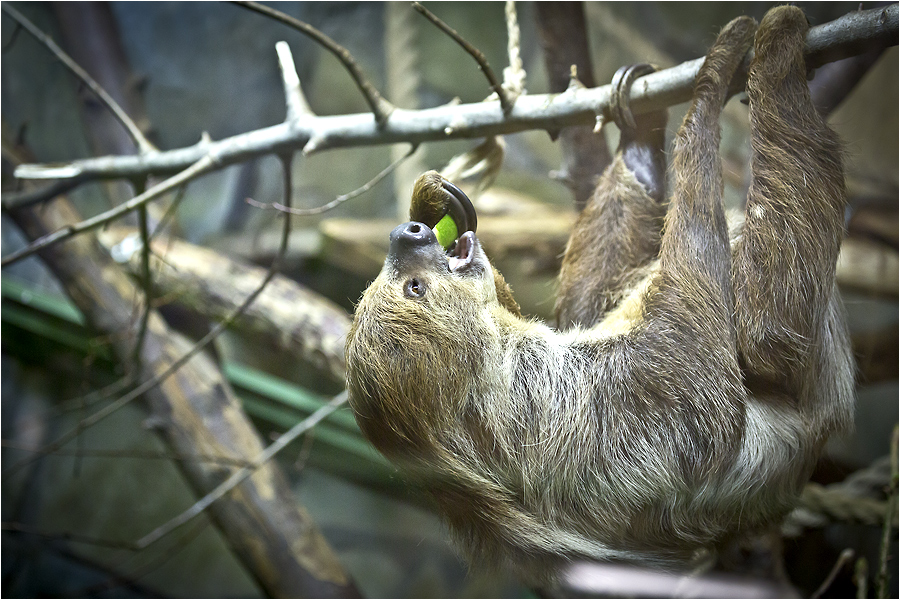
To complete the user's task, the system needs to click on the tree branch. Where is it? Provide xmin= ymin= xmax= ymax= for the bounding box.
xmin=1 ymin=440 xmax=257 ymax=468
xmin=100 ymin=226 xmax=352 ymax=383
xmin=8 ymin=3 xmax=894 ymax=195
xmin=136 ymin=392 xmax=347 ymax=549
xmin=232 ymin=0 xmax=394 ymax=126
xmin=276 ymin=40 xmax=315 ymax=122
xmin=248 ymin=142 xmax=418 ymax=215
xmin=3 ymin=154 xmax=219 ymax=267
xmin=413 ymin=1 xmax=514 ymax=115
xmin=3 ymin=160 xmax=360 ymax=597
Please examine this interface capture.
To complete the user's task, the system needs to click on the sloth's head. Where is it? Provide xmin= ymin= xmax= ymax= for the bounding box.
xmin=345 ymin=220 xmax=500 ymax=458
xmin=375 ymin=220 xmax=498 ymax=315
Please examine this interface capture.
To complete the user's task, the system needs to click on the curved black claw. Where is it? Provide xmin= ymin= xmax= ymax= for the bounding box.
xmin=441 ymin=178 xmax=478 ymax=234
xmin=609 ymin=63 xmax=657 ymax=133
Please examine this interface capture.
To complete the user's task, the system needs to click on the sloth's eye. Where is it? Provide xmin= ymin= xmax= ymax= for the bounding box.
xmin=404 ymin=278 xmax=426 ymax=299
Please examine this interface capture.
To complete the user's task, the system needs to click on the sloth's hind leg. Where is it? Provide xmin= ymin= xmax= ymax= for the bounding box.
xmin=733 ymin=7 xmax=848 ymax=395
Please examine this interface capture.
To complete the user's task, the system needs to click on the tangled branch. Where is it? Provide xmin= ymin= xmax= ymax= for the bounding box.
xmin=7 ymin=3 xmax=895 ymax=191
xmin=232 ymin=0 xmax=394 ymax=126
xmin=2 ymin=5 xmax=894 ymax=269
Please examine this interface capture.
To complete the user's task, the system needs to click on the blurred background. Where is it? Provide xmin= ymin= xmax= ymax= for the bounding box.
xmin=2 ymin=2 xmax=896 ymax=597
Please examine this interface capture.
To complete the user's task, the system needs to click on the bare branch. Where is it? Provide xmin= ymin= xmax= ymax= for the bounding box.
xmin=248 ymin=142 xmax=418 ymax=216
xmin=5 ymin=158 xmax=358 ymax=596
xmin=1 ymin=440 xmax=256 ymax=468
xmin=812 ymin=549 xmax=856 ymax=599
xmin=855 ymin=557 xmax=869 ymax=598
xmin=232 ymin=0 xmax=394 ymax=126
xmin=1 ymin=178 xmax=84 ymax=211
xmin=132 ymin=183 xmax=152 ymax=373
xmin=0 ymin=4 xmax=156 ymax=154
xmin=8 ymin=3 xmax=894 ymax=199
xmin=3 ymin=154 xmax=218 ymax=267
xmin=78 ymin=520 xmax=208 ymax=597
xmin=2 ymin=521 xmax=140 ymax=551
xmin=276 ymin=41 xmax=314 ymax=122
xmin=413 ymin=1 xmax=514 ymax=115
xmin=877 ymin=425 xmax=898 ymax=598
xmin=136 ymin=391 xmax=347 ymax=548
xmin=2 ymin=154 xmax=294 ymax=478
xmin=101 ymin=228 xmax=352 ymax=383
xmin=2 ymin=20 xmax=22 ymax=51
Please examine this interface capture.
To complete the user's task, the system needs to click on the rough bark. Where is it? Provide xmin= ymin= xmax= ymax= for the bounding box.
xmin=6 ymin=195 xmax=360 ymax=598
xmin=535 ymin=1 xmax=610 ymax=210
xmin=98 ymin=227 xmax=351 ymax=383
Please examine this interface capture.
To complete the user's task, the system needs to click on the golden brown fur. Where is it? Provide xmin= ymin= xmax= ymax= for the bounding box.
xmin=556 ymin=83 xmax=667 ymax=329
xmin=346 ymin=7 xmax=853 ymax=583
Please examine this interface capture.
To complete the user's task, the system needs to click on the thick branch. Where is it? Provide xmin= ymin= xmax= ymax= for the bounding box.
xmin=100 ymin=227 xmax=351 ymax=382
xmin=1 ymin=134 xmax=358 ymax=595
xmin=136 ymin=392 xmax=348 ymax=548
xmin=4 ymin=194 xmax=359 ymax=597
xmin=10 ymin=4 xmax=895 ymax=191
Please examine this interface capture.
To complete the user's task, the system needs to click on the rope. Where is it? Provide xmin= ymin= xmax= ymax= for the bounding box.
xmin=502 ymin=0 xmax=526 ymax=97
xmin=784 ymin=456 xmax=897 ymax=534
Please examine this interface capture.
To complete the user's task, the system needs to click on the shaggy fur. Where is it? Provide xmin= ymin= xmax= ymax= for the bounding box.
xmin=556 ymin=74 xmax=668 ymax=330
xmin=346 ymin=7 xmax=854 ymax=583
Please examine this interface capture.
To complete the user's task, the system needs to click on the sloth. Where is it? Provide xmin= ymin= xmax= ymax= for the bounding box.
xmin=346 ymin=6 xmax=854 ymax=582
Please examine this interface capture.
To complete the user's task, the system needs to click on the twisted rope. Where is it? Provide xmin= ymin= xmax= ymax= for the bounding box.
xmin=785 ymin=457 xmax=896 ymax=533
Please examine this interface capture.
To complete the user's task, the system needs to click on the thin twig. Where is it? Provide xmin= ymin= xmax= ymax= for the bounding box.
xmin=276 ymin=41 xmax=314 ymax=122
xmin=78 ymin=519 xmax=208 ymax=597
xmin=2 ymin=521 xmax=140 ymax=551
xmin=135 ymin=391 xmax=347 ymax=548
xmin=2 ymin=153 xmax=218 ymax=268
xmin=1 ymin=440 xmax=256 ymax=468
xmin=876 ymin=424 xmax=898 ymax=598
xmin=2 ymin=20 xmax=22 ymax=52
xmin=149 ymin=184 xmax=188 ymax=241
xmin=812 ymin=548 xmax=855 ymax=599
xmin=247 ymin=143 xmax=418 ymax=215
xmin=232 ymin=0 xmax=393 ymax=126
xmin=0 ymin=4 xmax=156 ymax=154
xmin=855 ymin=557 xmax=869 ymax=599
xmin=132 ymin=182 xmax=152 ymax=374
xmin=412 ymin=1 xmax=514 ymax=115
xmin=1 ymin=178 xmax=84 ymax=211
xmin=1 ymin=153 xmax=295 ymax=480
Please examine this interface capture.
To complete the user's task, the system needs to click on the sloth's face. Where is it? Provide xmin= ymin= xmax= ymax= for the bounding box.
xmin=382 ymin=221 xmax=493 ymax=302
xmin=352 ymin=222 xmax=499 ymax=328
xmin=347 ymin=221 xmax=497 ymax=382
xmin=346 ymin=222 xmax=497 ymax=454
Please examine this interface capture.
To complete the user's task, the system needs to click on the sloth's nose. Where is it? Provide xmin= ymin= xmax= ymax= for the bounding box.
xmin=389 ymin=221 xmax=437 ymax=251
xmin=387 ymin=221 xmax=442 ymax=273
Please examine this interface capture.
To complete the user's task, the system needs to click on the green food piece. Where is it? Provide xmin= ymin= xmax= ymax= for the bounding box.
xmin=433 ymin=214 xmax=459 ymax=249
